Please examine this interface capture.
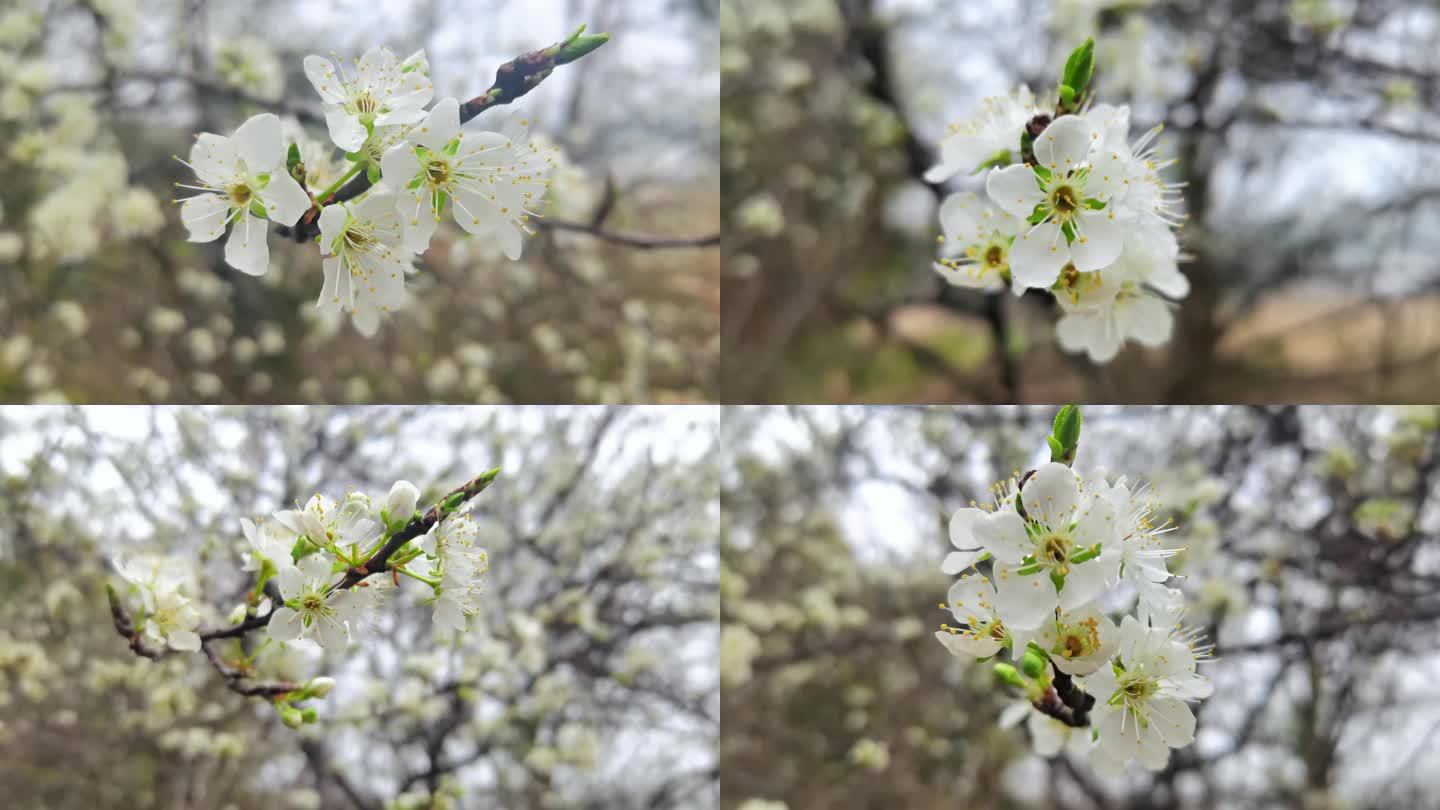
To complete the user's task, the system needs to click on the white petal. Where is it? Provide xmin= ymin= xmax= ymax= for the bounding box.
xmin=1072 ymin=494 xmax=1117 ymax=546
xmin=180 ymin=194 xmax=229 ymax=242
xmin=1118 ymin=295 xmax=1173 ymax=347
xmin=1021 ymin=462 xmax=1080 ymax=528
xmin=1008 ymin=222 xmax=1069 ymax=289
xmin=232 ymin=113 xmax=285 ymax=173
xmin=946 ymin=572 xmax=998 ymax=619
xmin=949 ymin=507 xmax=986 ymax=550
xmin=938 ymin=191 xmax=984 ymax=240
xmin=1034 ymin=115 xmax=1098 ymax=170
xmin=314 ymin=615 xmax=349 ymax=648
xmin=1058 ymin=559 xmax=1108 ymax=611
xmin=380 ymin=144 xmax=420 ymax=190
xmin=323 ymin=106 xmax=368 ymax=152
xmin=167 ymin=629 xmax=201 ymax=652
xmin=1148 ymin=697 xmax=1196 ymax=747
xmin=189 ymin=133 xmax=239 ymax=187
xmin=992 ymin=563 xmax=1057 ymax=630
xmin=1146 ymin=261 xmax=1190 ymax=299
xmin=317 ymin=203 xmax=348 ymax=253
xmin=1056 ymin=312 xmax=1121 ymax=363
xmin=972 ymin=510 xmax=1031 ymax=565
xmin=1070 ymin=212 xmax=1125 ymax=272
xmin=935 ymin=629 xmax=1003 ymax=658
xmin=268 ymin=607 xmax=304 ymax=641
xmin=258 ymin=172 xmax=312 ymax=227
xmin=224 ymin=211 xmax=270 ymax=276
xmin=298 ymin=554 xmax=332 ymax=585
xmin=303 ymin=55 xmax=347 ymax=104
xmin=942 ymin=550 xmax=984 ymax=575
xmin=986 ymin=164 xmax=1046 ymax=219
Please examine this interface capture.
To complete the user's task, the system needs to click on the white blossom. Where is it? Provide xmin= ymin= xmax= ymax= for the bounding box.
xmin=316 ymin=187 xmax=413 ymax=336
xmin=177 ymin=113 xmax=311 ymax=275
xmin=925 ymin=86 xmax=1038 ymax=183
xmin=380 ymin=97 xmax=557 ymax=259
xmin=303 ymin=47 xmax=433 ymax=152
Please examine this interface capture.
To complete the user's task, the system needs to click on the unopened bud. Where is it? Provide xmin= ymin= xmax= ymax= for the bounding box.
xmin=228 ymin=603 xmax=248 ymax=625
xmin=1021 ymin=649 xmax=1047 ymax=678
xmin=386 ymin=480 xmax=421 ymax=526
xmin=301 ymin=708 xmax=318 ymax=724
xmin=280 ymin=706 xmax=304 ymax=729
xmin=308 ymin=676 xmax=336 ymax=698
xmin=993 ymin=663 xmax=1026 ymax=688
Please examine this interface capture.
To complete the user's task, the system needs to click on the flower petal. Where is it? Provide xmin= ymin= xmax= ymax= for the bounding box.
xmin=938 ymin=192 xmax=984 ymax=242
xmin=985 ymin=164 xmax=1046 ymax=219
xmin=323 ymin=105 xmax=368 ymax=152
xmin=268 ymin=607 xmax=304 ymax=641
xmin=303 ymin=55 xmax=347 ymax=104
xmin=1021 ymin=462 xmax=1080 ymax=529
xmin=1070 ymin=212 xmax=1125 ymax=272
xmin=167 ymin=629 xmax=201 ymax=652
xmin=1008 ymin=222 xmax=1069 ymax=289
xmin=232 ymin=113 xmax=285 ymax=173
xmin=224 ymin=210 xmax=270 ymax=276
xmin=180 ymin=194 xmax=229 ymax=242
xmin=258 ymin=172 xmax=311 ymax=227
xmin=992 ymin=563 xmax=1057 ymax=630
xmin=1034 ymin=115 xmax=1098 ymax=170
xmin=1118 ymin=295 xmax=1173 ymax=347
xmin=189 ymin=133 xmax=239 ymax=187
xmin=972 ymin=510 xmax=1030 ymax=565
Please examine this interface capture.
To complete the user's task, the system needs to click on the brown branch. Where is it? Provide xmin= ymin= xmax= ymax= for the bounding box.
xmin=285 ymin=28 xmax=611 ymax=239
xmin=201 ymin=640 xmax=300 ymax=698
xmin=106 ymin=584 xmax=166 ymax=660
xmin=1033 ymin=669 xmax=1096 ymax=728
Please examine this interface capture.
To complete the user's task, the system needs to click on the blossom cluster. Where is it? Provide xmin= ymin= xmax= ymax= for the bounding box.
xmin=177 ymin=46 xmax=559 ymax=336
xmin=111 ymin=478 xmax=492 ymax=722
xmin=935 ymin=407 xmax=1212 ymax=774
xmin=929 ymin=40 xmax=1188 ymax=363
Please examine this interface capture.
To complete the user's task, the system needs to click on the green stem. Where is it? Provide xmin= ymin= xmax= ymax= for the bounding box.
xmin=394 ymin=565 xmax=440 ymax=588
xmin=316 ymin=162 xmax=364 ymax=205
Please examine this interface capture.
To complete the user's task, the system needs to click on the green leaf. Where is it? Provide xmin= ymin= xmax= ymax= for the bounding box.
xmin=1052 ymin=404 xmax=1082 ymax=459
xmin=1061 ymin=38 xmax=1095 ymax=99
xmin=1047 ymin=435 xmax=1065 ymax=459
xmin=1058 ymin=84 xmax=1076 ymax=105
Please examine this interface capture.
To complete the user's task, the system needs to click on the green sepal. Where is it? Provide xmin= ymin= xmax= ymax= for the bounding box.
xmin=366 ymin=163 xmax=381 ymax=184
xmin=249 ymin=200 xmax=268 ymax=219
xmin=1050 ymin=569 xmax=1067 ymax=592
xmin=443 ymin=138 xmax=461 ymax=157
xmin=1026 ymin=205 xmax=1049 ymax=225
xmin=407 ymin=175 xmax=425 ymax=190
xmin=286 ymin=143 xmax=301 ymax=174
xmin=1069 ymin=544 xmax=1102 ymax=565
xmin=344 ymin=150 xmax=364 ymax=163
xmin=1083 ymin=198 xmax=1107 ymax=210
xmin=970 ymin=148 xmax=1013 ymax=175
xmin=1033 ymin=164 xmax=1053 ymax=183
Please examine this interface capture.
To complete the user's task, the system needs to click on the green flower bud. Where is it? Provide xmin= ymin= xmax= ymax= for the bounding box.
xmin=307 ymin=676 xmax=336 ymax=698
xmin=993 ymin=663 xmax=1026 ymax=688
xmin=1021 ymin=649 xmax=1047 ymax=678
xmin=280 ymin=706 xmax=304 ymax=729
xmin=301 ymin=708 xmax=318 ymax=724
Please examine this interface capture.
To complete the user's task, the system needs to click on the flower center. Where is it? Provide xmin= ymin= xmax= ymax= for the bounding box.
xmin=1122 ymin=676 xmax=1157 ymax=701
xmin=341 ymin=222 xmax=378 ymax=254
xmin=983 ymin=244 xmax=1005 ymax=269
xmin=1041 ymin=531 xmax=1072 ymax=564
xmin=228 ymin=182 xmax=253 ymax=207
xmin=424 ymin=157 xmax=451 ymax=187
xmin=1050 ymin=183 xmax=1080 ymax=215
xmin=302 ymin=593 xmax=325 ymax=612
xmin=353 ymin=91 xmax=379 ymax=115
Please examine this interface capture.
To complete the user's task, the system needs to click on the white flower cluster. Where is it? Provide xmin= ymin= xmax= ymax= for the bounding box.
xmin=930 ymin=67 xmax=1188 ymax=363
xmin=178 ymin=46 xmax=558 ymax=336
xmin=935 ymin=460 xmax=1213 ymax=774
xmin=112 ymin=480 xmax=490 ymax=659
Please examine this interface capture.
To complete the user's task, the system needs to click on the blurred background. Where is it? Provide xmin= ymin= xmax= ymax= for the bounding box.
xmin=0 ymin=405 xmax=719 ymax=809
xmin=721 ymin=405 xmax=1440 ymax=809
xmin=720 ymin=0 xmax=1440 ymax=403
xmin=0 ymin=0 xmax=719 ymax=404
